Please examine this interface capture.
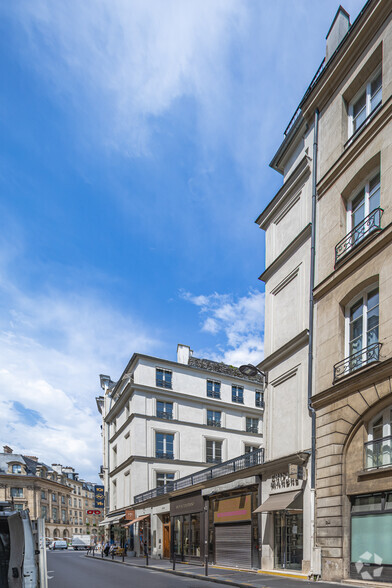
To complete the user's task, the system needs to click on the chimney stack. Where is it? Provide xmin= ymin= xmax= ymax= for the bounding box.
xmin=3 ymin=446 xmax=13 ymax=454
xmin=177 ymin=344 xmax=193 ymax=365
xmin=326 ymin=6 xmax=350 ymax=63
xmin=25 ymin=456 xmax=38 ymax=462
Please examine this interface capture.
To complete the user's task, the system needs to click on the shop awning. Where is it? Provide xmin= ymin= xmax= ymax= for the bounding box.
xmin=98 ymin=514 xmax=125 ymax=526
xmin=253 ymin=490 xmax=302 ymax=513
xmin=123 ymin=514 xmax=150 ymax=527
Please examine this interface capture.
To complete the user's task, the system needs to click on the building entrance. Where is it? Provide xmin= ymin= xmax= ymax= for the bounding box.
xmin=274 ymin=512 xmax=303 ymax=570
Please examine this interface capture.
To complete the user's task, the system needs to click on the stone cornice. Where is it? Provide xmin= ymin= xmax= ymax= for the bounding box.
xmin=258 ymin=330 xmax=309 ymax=373
xmin=109 ymin=456 xmax=213 ymax=478
xmin=259 ymin=224 xmax=311 ymax=283
xmin=313 ymin=221 xmax=392 ymax=301
xmin=312 ymin=357 xmax=392 ymax=410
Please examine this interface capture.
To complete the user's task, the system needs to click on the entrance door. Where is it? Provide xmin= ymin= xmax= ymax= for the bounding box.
xmin=274 ymin=512 xmax=303 ymax=570
xmin=163 ymin=523 xmax=170 ymax=559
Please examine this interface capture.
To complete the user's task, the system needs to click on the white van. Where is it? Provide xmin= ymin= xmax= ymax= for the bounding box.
xmin=49 ymin=540 xmax=67 ymax=550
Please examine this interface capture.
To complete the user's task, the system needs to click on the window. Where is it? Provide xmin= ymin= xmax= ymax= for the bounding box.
xmin=14 ymin=504 xmax=24 ymax=512
xmin=206 ymin=440 xmax=222 ymax=463
xmin=207 ymin=380 xmax=220 ymax=399
xmin=232 ymin=385 xmax=244 ymax=403
xmin=41 ymin=490 xmax=46 ymax=500
xmin=245 ymin=445 xmax=258 ymax=453
xmin=10 ymin=488 xmax=23 ymax=498
xmin=12 ymin=464 xmax=22 ymax=474
xmin=246 ymin=417 xmax=259 ymax=433
xmin=52 ymin=507 xmax=58 ymax=521
xmin=347 ymin=287 xmax=379 ymax=366
xmin=74 ymin=498 xmax=77 ymax=507
xmin=52 ymin=493 xmax=57 ymax=502
xmin=255 ymin=390 xmax=264 ymax=408
xmin=85 ymin=500 xmax=88 ymax=506
xmin=78 ymin=499 xmax=82 ymax=508
xmin=156 ymin=472 xmax=175 ymax=488
xmin=62 ymin=509 xmax=66 ymax=523
xmin=156 ymin=368 xmax=172 ymax=389
xmin=61 ymin=496 xmax=65 ymax=504
xmin=349 ymin=69 xmax=382 ymax=136
xmin=207 ymin=410 xmax=221 ymax=427
xmin=365 ymin=407 xmax=392 ymax=469
xmin=157 ymin=401 xmax=173 ymax=420
xmin=155 ymin=432 xmax=174 ymax=459
xmin=41 ymin=505 xmax=47 ymax=520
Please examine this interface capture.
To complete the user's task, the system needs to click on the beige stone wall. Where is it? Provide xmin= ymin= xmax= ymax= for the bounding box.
xmin=314 ymin=374 xmax=392 ymax=581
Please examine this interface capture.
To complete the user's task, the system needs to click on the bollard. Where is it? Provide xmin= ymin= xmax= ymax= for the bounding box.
xmin=111 ymin=550 xmax=114 ymax=560
xmin=204 ymin=553 xmax=208 ymax=576
xmin=92 ymin=547 xmax=95 ymax=558
xmin=173 ymin=551 xmax=176 ymax=571
xmin=122 ymin=550 xmax=124 ymax=563
xmin=101 ymin=548 xmax=103 ymax=558
xmin=145 ymin=551 xmax=149 ymax=566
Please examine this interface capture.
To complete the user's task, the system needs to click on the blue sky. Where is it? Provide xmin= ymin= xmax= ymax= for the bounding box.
xmin=0 ymin=0 xmax=364 ymax=481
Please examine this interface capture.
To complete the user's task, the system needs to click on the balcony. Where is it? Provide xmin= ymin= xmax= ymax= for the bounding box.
xmin=333 ymin=342 xmax=381 ymax=382
xmin=246 ymin=425 xmax=259 ymax=434
xmin=335 ymin=208 xmax=383 ymax=266
xmin=156 ymin=410 xmax=173 ymax=420
xmin=255 ymin=399 xmax=264 ymax=408
xmin=365 ymin=436 xmax=392 ymax=470
xmin=207 ymin=418 xmax=221 ymax=428
xmin=155 ymin=451 xmax=174 ymax=460
xmin=134 ymin=447 xmax=264 ymax=504
xmin=206 ymin=457 xmax=221 ymax=464
xmin=207 ymin=391 xmax=220 ymax=399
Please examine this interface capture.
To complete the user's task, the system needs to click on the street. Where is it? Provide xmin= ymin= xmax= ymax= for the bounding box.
xmin=46 ymin=550 xmax=230 ymax=588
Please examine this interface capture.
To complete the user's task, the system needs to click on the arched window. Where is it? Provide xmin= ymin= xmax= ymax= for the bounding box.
xmin=366 ymin=406 xmax=392 ymax=469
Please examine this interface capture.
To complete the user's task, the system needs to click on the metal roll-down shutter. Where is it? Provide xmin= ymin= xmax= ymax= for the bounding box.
xmin=215 ymin=523 xmax=252 ymax=569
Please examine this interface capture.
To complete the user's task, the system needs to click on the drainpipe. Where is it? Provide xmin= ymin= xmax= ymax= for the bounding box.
xmin=308 ymin=108 xmax=319 ymax=576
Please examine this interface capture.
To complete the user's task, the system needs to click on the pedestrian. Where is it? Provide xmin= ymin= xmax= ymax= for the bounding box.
xmin=143 ymin=540 xmax=148 ymax=556
xmin=104 ymin=541 xmax=110 ymax=557
xmin=124 ymin=541 xmax=128 ymax=556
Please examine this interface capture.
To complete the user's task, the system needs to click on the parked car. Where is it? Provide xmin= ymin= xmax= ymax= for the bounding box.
xmin=49 ymin=540 xmax=67 ymax=550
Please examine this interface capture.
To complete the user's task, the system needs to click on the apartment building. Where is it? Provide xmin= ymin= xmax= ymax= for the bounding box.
xmin=261 ymin=0 xmax=392 ymax=583
xmin=96 ymin=343 xmax=264 ymax=556
xmin=0 ymin=446 xmax=72 ymax=541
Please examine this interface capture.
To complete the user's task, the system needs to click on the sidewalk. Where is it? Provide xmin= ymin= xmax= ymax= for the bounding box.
xmin=85 ymin=552 xmax=363 ymax=588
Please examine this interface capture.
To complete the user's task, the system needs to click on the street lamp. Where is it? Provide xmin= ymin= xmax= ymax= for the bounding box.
xmin=239 ymin=364 xmax=268 ymax=385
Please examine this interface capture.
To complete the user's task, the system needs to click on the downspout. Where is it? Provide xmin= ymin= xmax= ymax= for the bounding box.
xmin=308 ymin=108 xmax=319 ymax=575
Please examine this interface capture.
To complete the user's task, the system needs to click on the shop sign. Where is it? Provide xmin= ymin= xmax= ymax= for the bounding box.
xmin=270 ymin=472 xmax=302 ymax=494
xmin=288 ymin=464 xmax=305 ymax=480
xmin=170 ymin=492 xmax=204 ymax=516
xmin=125 ymin=509 xmax=135 ymax=521
xmin=87 ymin=510 xmax=102 ymax=515
xmin=94 ymin=485 xmax=105 ymax=508
xmin=213 ymin=495 xmax=251 ymax=524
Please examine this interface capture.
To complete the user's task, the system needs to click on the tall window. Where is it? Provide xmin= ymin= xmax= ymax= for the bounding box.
xmin=207 ymin=410 xmax=221 ymax=427
xmin=245 ymin=445 xmax=258 ymax=453
xmin=41 ymin=490 xmax=46 ymax=500
xmin=349 ymin=69 xmax=382 ymax=136
xmin=347 ymin=287 xmax=379 ymax=369
xmin=156 ymin=432 xmax=174 ymax=459
xmin=255 ymin=390 xmax=264 ymax=408
xmin=12 ymin=464 xmax=22 ymax=474
xmin=206 ymin=440 xmax=222 ymax=463
xmin=10 ymin=488 xmax=23 ymax=498
xmin=156 ymin=368 xmax=172 ymax=389
xmin=41 ymin=505 xmax=47 ymax=520
xmin=366 ymin=407 xmax=392 ymax=469
xmin=52 ymin=507 xmax=58 ymax=521
xmin=232 ymin=385 xmax=244 ymax=403
xmin=157 ymin=401 xmax=173 ymax=420
xmin=246 ymin=417 xmax=259 ymax=433
xmin=156 ymin=472 xmax=175 ymax=487
xmin=207 ymin=380 xmax=220 ymax=399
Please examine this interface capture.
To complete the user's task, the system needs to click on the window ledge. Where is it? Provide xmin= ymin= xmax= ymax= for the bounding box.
xmin=357 ymin=464 xmax=392 ymax=479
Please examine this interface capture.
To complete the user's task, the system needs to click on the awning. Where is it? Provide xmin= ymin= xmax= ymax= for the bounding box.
xmin=253 ymin=490 xmax=302 ymax=513
xmin=123 ymin=514 xmax=150 ymax=527
xmin=98 ymin=514 xmax=125 ymax=526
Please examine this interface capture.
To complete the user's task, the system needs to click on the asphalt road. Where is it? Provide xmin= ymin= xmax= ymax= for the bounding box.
xmin=46 ymin=550 xmax=231 ymax=588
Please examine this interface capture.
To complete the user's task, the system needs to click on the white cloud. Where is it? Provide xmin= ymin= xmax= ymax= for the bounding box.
xmin=182 ymin=289 xmax=264 ymax=366
xmin=0 ymin=270 xmax=159 ymax=481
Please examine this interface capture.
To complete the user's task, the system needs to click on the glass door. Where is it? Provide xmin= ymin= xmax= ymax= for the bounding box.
xmin=274 ymin=512 xmax=303 ymax=570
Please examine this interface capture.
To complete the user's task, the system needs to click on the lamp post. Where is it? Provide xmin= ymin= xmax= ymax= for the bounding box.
xmin=239 ymin=364 xmax=267 ymax=385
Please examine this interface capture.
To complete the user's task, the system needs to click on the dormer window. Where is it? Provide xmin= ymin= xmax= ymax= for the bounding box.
xmin=12 ymin=464 xmax=22 ymax=474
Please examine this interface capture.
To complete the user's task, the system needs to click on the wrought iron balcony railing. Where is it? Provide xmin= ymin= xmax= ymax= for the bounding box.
xmin=156 ymin=410 xmax=173 ymax=420
xmin=365 ymin=435 xmax=392 ymax=470
xmin=255 ymin=399 xmax=264 ymax=408
xmin=134 ymin=447 xmax=264 ymax=504
xmin=207 ymin=418 xmax=221 ymax=428
xmin=335 ymin=208 xmax=383 ymax=265
xmin=155 ymin=451 xmax=174 ymax=460
xmin=207 ymin=391 xmax=221 ymax=399
xmin=333 ymin=342 xmax=381 ymax=382
xmin=206 ymin=457 xmax=222 ymax=464
xmin=246 ymin=425 xmax=259 ymax=434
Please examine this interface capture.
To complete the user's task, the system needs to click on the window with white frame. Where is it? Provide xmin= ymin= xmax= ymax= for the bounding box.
xmin=12 ymin=464 xmax=22 ymax=474
xmin=155 ymin=432 xmax=174 ymax=459
xmin=232 ymin=385 xmax=244 ymax=403
xmin=157 ymin=400 xmax=173 ymax=420
xmin=206 ymin=439 xmax=222 ymax=463
xmin=244 ymin=445 xmax=259 ymax=453
xmin=349 ymin=69 xmax=382 ymax=137
xmin=255 ymin=390 xmax=264 ymax=408
xmin=156 ymin=472 xmax=175 ymax=487
xmin=246 ymin=417 xmax=259 ymax=433
xmin=10 ymin=487 xmax=23 ymax=498
xmin=156 ymin=368 xmax=172 ymax=389
xmin=346 ymin=286 xmax=379 ymax=369
xmin=366 ymin=407 xmax=392 ymax=469
xmin=207 ymin=380 xmax=221 ymax=399
xmin=207 ymin=410 xmax=221 ymax=427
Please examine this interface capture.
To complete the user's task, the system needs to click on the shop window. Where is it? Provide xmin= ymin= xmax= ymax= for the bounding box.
xmin=365 ymin=406 xmax=392 ymax=469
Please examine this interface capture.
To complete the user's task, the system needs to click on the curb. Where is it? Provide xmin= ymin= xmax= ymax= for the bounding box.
xmin=85 ymin=554 xmax=257 ymax=587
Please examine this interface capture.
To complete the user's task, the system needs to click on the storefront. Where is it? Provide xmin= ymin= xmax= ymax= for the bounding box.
xmin=170 ymin=492 xmax=205 ymax=563
xmin=211 ymin=493 xmax=257 ymax=569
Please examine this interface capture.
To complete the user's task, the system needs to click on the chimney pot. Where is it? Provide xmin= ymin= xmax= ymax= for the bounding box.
xmin=3 ymin=446 xmax=13 ymax=454
xmin=177 ymin=344 xmax=193 ymax=365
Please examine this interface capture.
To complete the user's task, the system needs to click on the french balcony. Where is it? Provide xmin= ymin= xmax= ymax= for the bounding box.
xmin=206 ymin=457 xmax=222 ymax=464
xmin=365 ymin=436 xmax=392 ymax=470
xmin=207 ymin=391 xmax=220 ymax=399
xmin=246 ymin=425 xmax=259 ymax=434
xmin=335 ymin=208 xmax=383 ymax=266
xmin=156 ymin=410 xmax=173 ymax=420
xmin=155 ymin=451 xmax=174 ymax=460
xmin=207 ymin=418 xmax=221 ymax=428
xmin=333 ymin=342 xmax=381 ymax=382
xmin=255 ymin=399 xmax=264 ymax=408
